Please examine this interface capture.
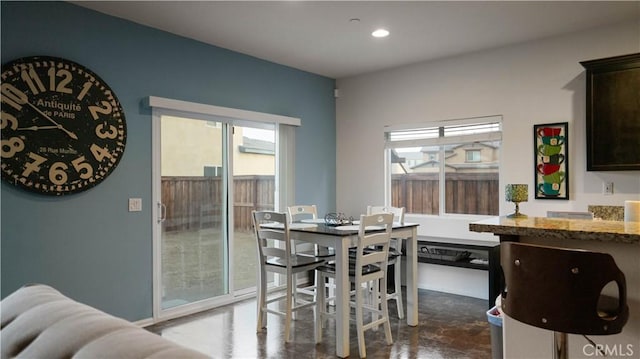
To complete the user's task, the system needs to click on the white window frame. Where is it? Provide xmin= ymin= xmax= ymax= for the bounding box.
xmin=384 ymin=115 xmax=502 ymax=217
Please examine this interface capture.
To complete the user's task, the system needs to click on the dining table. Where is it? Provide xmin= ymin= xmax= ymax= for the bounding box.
xmin=288 ymin=220 xmax=420 ymax=358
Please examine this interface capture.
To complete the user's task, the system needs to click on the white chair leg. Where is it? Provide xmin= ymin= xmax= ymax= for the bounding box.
xmin=394 ymin=257 xmax=404 ymax=319
xmin=372 ymin=279 xmax=380 ymax=331
xmin=315 ymin=271 xmax=325 ymax=343
xmin=380 ymin=274 xmax=393 ymax=345
xmin=292 ymin=273 xmax=299 ymax=320
xmin=327 ymin=277 xmax=335 ymax=306
xmin=256 ymin=267 xmax=267 ymax=332
xmin=356 ymin=278 xmax=367 ymax=358
xmin=284 ymin=273 xmax=293 ymax=342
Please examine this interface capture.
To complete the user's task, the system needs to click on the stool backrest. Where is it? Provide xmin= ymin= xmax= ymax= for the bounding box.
xmin=501 ymin=242 xmax=628 ymax=335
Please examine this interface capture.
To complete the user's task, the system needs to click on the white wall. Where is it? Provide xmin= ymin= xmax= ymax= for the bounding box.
xmin=336 ymin=21 xmax=640 ymax=231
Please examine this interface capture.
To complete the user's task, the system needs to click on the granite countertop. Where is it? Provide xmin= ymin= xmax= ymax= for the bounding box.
xmin=469 ymin=216 xmax=640 ymax=244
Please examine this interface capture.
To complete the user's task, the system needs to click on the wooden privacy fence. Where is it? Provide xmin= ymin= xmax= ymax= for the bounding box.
xmin=161 ymin=175 xmax=274 ymax=232
xmin=162 ymin=172 xmax=498 ymax=232
xmin=392 ymin=172 xmax=499 ymax=215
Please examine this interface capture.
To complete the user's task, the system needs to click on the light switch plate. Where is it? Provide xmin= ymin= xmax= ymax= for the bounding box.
xmin=128 ymin=198 xmax=142 ymax=212
xmin=603 ymin=182 xmax=614 ymax=195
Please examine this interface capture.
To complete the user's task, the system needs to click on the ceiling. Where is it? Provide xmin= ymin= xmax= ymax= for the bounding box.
xmin=73 ymin=1 xmax=639 ymax=79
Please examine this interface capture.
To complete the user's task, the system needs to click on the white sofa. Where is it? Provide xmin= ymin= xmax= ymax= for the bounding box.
xmin=0 ymin=284 xmax=210 ymax=359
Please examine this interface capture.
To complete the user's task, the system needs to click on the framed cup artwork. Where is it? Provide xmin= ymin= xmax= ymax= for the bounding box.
xmin=534 ymin=122 xmax=569 ymax=199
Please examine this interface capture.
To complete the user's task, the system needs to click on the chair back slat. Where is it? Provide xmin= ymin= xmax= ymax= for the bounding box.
xmin=257 ymin=228 xmax=286 ymax=242
xmin=367 ymin=206 xmax=405 ymax=224
xmin=252 ymin=211 xmax=292 ymax=267
xmin=287 ymin=205 xmax=318 ymax=222
xmin=355 ymin=213 xmax=394 ymax=269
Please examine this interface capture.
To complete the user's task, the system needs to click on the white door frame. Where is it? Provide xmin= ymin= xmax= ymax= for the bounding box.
xmin=148 ymin=96 xmax=300 ymax=322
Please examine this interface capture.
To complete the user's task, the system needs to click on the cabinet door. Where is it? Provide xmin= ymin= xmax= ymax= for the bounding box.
xmin=581 ymin=53 xmax=640 ymax=171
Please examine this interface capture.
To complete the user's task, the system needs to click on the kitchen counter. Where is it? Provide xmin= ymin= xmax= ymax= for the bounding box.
xmin=469 ymin=216 xmax=640 ymax=244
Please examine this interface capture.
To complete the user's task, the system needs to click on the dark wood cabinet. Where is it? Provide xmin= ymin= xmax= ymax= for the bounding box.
xmin=580 ymin=53 xmax=640 ymax=171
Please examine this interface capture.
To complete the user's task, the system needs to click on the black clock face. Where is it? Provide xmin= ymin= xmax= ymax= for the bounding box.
xmin=1 ymin=56 xmax=126 ymax=195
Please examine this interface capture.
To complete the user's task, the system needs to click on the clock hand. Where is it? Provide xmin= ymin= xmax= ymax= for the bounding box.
xmin=25 ymin=101 xmax=78 ymax=140
xmin=17 ymin=125 xmax=60 ymax=131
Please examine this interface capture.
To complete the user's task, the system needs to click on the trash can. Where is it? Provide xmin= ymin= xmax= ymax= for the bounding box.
xmin=486 ymin=306 xmax=503 ymax=359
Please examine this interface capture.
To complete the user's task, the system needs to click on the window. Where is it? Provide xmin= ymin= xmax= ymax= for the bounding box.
xmin=385 ymin=116 xmax=501 ymax=216
xmin=465 ymin=149 xmax=481 ymax=162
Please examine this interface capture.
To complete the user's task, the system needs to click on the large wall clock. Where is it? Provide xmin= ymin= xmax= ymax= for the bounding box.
xmin=1 ymin=56 xmax=126 ymax=195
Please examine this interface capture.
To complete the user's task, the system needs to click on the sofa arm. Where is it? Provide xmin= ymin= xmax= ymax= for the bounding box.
xmin=1 ymin=284 xmax=210 ymax=359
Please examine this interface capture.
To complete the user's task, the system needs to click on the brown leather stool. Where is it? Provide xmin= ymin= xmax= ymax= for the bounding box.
xmin=500 ymin=242 xmax=629 ymax=359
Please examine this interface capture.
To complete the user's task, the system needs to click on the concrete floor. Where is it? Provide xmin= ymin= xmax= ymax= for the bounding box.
xmin=147 ymin=289 xmax=493 ymax=359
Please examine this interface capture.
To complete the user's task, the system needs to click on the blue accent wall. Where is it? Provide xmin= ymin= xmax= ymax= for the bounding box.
xmin=1 ymin=1 xmax=336 ymax=320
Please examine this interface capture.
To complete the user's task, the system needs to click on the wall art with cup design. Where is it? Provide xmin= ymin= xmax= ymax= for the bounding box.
xmin=534 ymin=122 xmax=569 ymax=199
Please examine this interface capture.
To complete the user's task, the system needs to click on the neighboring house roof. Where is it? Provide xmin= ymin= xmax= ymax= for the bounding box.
xmin=413 ymin=160 xmax=438 ymax=168
xmin=391 ymin=150 xmax=406 ymax=163
xmin=450 ymin=142 xmax=499 ymax=150
xmin=411 ymin=160 xmax=498 ymax=171
xmin=239 ymin=137 xmax=274 ymax=155
xmin=447 ymin=162 xmax=499 ymax=170
xmin=411 ymin=161 xmax=456 ymax=171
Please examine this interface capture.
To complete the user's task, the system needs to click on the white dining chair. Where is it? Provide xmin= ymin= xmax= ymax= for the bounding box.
xmin=288 ymin=205 xmax=335 ymax=257
xmin=252 ymin=210 xmax=326 ymax=342
xmin=366 ymin=205 xmax=405 ymax=319
xmin=288 ymin=205 xmax=335 ymax=301
xmin=315 ymin=213 xmax=395 ymax=358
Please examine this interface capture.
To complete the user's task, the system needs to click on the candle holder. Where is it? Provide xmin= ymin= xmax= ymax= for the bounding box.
xmin=506 ymin=184 xmax=528 ymax=218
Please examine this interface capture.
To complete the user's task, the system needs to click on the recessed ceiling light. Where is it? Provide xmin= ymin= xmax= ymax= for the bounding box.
xmin=372 ymin=28 xmax=390 ymax=38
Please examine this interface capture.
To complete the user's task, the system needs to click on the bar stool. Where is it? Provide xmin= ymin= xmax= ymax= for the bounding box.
xmin=500 ymin=242 xmax=629 ymax=359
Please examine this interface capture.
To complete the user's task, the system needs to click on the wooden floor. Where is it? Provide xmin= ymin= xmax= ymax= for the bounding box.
xmin=146 ymin=289 xmax=494 ymax=358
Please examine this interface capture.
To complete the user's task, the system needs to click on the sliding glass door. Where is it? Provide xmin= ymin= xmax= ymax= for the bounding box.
xmin=150 ymin=97 xmax=299 ymax=320
xmin=152 ymin=105 xmax=287 ymax=320
xmin=232 ymin=125 xmax=276 ymax=294
xmin=159 ymin=115 xmax=228 ymax=310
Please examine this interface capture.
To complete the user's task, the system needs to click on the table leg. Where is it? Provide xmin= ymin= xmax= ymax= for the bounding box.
xmin=335 ymin=238 xmax=350 ymax=358
xmin=405 ymin=227 xmax=418 ymax=326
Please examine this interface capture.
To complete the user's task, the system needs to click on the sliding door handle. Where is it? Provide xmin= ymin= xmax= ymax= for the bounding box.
xmin=158 ymin=202 xmax=167 ymax=223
